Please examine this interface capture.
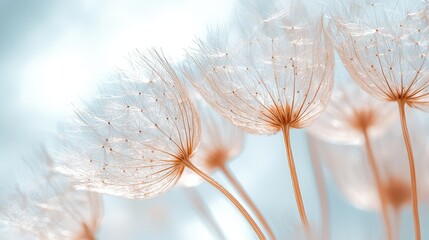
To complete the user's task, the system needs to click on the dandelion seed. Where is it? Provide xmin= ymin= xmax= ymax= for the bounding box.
xmin=193 ymin=105 xmax=275 ymax=239
xmin=308 ymin=80 xmax=396 ymax=144
xmin=329 ymin=1 xmax=429 ymax=237
xmin=55 ymin=50 xmax=265 ymax=239
xmin=185 ymin=2 xmax=334 ymax=230
xmin=385 ymin=177 xmax=412 ymax=212
xmin=308 ymin=82 xmax=396 ymax=239
xmin=309 ymin=110 xmax=429 ymax=239
xmin=0 ymin=152 xmax=102 ymax=240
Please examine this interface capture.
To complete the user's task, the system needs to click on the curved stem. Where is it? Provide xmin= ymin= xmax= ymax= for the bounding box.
xmin=184 ymin=187 xmax=227 ymax=240
xmin=397 ymin=100 xmax=421 ymax=240
xmin=307 ymin=135 xmax=330 ymax=240
xmin=281 ymin=125 xmax=309 ymax=230
xmin=183 ymin=159 xmax=266 ymax=240
xmin=362 ymin=129 xmax=392 ymax=240
xmin=220 ymin=165 xmax=276 ymax=240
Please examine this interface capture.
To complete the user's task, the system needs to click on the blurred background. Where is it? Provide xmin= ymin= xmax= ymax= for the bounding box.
xmin=0 ymin=0 xmax=427 ymax=239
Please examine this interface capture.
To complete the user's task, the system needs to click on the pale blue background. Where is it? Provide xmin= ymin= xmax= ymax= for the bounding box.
xmin=0 ymin=0 xmax=427 ymax=239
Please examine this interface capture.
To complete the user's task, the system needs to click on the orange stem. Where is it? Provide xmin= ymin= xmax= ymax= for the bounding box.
xmin=220 ymin=165 xmax=276 ymax=239
xmin=183 ymin=159 xmax=266 ymax=240
xmin=184 ymin=187 xmax=226 ymax=240
xmin=397 ymin=100 xmax=420 ymax=240
xmin=281 ymin=125 xmax=309 ymax=230
xmin=362 ymin=129 xmax=392 ymax=240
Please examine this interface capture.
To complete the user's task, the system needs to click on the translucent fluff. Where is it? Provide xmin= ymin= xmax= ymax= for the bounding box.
xmin=309 ymin=112 xmax=429 ymax=211
xmin=185 ymin=2 xmax=334 ymax=134
xmin=0 ymin=155 xmax=102 ymax=240
xmin=55 ymin=50 xmax=201 ymax=199
xmin=308 ymin=80 xmax=396 ymax=144
xmin=330 ymin=0 xmax=429 ymax=111
xmin=193 ymin=106 xmax=244 ymax=172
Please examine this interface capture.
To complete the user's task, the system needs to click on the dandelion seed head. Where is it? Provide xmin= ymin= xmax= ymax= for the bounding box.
xmin=194 ymin=107 xmax=245 ymax=172
xmin=385 ymin=177 xmax=411 ymax=210
xmin=312 ymin=111 xmax=429 ymax=211
xmin=55 ymin=50 xmax=201 ymax=199
xmin=330 ymin=0 xmax=429 ymax=111
xmin=186 ymin=3 xmax=334 ymax=134
xmin=0 ymin=154 xmax=102 ymax=240
xmin=308 ymin=81 xmax=396 ymax=144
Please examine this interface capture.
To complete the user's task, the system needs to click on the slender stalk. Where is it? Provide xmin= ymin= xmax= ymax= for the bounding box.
xmin=183 ymin=159 xmax=266 ymax=240
xmin=281 ymin=125 xmax=309 ymax=230
xmin=219 ymin=165 xmax=276 ymax=240
xmin=307 ymin=135 xmax=330 ymax=240
xmin=362 ymin=129 xmax=392 ymax=240
xmin=184 ymin=187 xmax=226 ymax=240
xmin=397 ymin=100 xmax=421 ymax=240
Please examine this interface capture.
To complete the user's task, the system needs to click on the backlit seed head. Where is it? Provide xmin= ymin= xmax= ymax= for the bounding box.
xmin=184 ymin=2 xmax=334 ymax=135
xmin=329 ymin=0 xmax=429 ymax=111
xmin=55 ymin=50 xmax=201 ymax=199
